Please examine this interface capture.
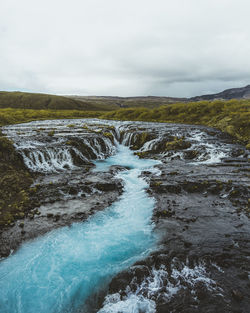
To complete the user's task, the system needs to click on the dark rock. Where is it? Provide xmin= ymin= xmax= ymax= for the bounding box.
xmin=109 ymin=165 xmax=130 ymax=173
xmin=184 ymin=241 xmax=192 ymax=248
xmin=68 ymin=186 xmax=79 ymax=195
xmin=184 ymin=150 xmax=200 ymax=159
xmin=19 ymin=222 xmax=24 ymax=228
xmin=231 ymin=289 xmax=244 ymax=301
xmin=95 ymin=182 xmax=118 ymax=192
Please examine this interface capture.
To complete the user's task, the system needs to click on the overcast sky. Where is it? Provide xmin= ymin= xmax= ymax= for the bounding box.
xmin=1 ymin=0 xmax=250 ymax=97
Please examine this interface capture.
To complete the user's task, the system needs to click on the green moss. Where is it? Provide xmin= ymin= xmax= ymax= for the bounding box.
xmin=103 ymin=132 xmax=113 ymax=139
xmin=0 ymin=131 xmax=33 ymax=227
xmin=165 ymin=137 xmax=191 ymax=151
xmin=153 ymin=181 xmax=162 ymax=186
xmin=130 ymin=132 xmax=153 ymax=150
xmin=48 ymin=130 xmax=55 ymax=136
xmin=134 ymin=151 xmax=150 ymax=158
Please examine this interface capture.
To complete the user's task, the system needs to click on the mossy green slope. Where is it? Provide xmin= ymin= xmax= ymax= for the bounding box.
xmin=0 ymin=91 xmax=116 ymax=111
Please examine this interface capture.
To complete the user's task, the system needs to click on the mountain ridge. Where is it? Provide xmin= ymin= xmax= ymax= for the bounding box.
xmin=189 ymin=84 xmax=250 ymax=101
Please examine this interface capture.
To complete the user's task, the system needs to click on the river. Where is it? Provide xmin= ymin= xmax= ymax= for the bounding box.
xmin=0 ymin=144 xmax=159 ymax=313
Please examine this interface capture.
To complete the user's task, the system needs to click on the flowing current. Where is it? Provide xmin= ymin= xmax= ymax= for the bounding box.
xmin=0 ymin=144 xmax=159 ymax=313
xmin=1 ymin=119 xmax=242 ymax=313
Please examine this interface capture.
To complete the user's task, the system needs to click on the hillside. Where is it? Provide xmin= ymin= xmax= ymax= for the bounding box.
xmin=0 ymin=91 xmax=117 ymax=111
xmin=67 ymin=95 xmax=187 ymax=109
xmin=2 ymin=85 xmax=250 ymax=112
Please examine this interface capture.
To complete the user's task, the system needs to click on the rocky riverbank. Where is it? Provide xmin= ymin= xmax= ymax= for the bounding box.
xmin=0 ymin=121 xmax=122 ymax=257
xmin=96 ymin=127 xmax=250 ymax=313
xmin=0 ymin=119 xmax=249 ymax=312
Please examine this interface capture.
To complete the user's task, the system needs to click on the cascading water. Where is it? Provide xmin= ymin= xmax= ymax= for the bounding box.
xmin=2 ymin=119 xmax=235 ymax=169
xmin=1 ymin=118 xmax=244 ymax=313
xmin=0 ymin=144 xmax=160 ymax=313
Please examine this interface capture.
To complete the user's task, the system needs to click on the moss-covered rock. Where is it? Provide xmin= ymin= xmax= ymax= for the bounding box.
xmin=0 ymin=131 xmax=34 ymax=228
xmin=103 ymin=132 xmax=114 ymax=143
xmin=130 ymin=132 xmax=155 ymax=150
xmin=134 ymin=151 xmax=150 ymax=158
xmin=165 ymin=137 xmax=191 ymax=151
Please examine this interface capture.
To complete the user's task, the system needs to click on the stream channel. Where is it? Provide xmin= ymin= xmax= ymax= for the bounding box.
xmin=0 ymin=119 xmax=249 ymax=313
xmin=0 ymin=142 xmax=160 ymax=313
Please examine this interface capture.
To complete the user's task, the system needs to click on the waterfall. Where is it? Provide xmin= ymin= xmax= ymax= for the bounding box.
xmin=0 ymin=145 xmax=160 ymax=313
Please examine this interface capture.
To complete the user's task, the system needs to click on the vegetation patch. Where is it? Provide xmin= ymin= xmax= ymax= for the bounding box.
xmin=165 ymin=137 xmax=191 ymax=151
xmin=0 ymin=108 xmax=102 ymax=126
xmin=0 ymin=131 xmax=35 ymax=228
xmin=130 ymin=132 xmax=155 ymax=150
xmin=103 ymin=99 xmax=250 ymax=148
xmin=134 ymin=151 xmax=150 ymax=158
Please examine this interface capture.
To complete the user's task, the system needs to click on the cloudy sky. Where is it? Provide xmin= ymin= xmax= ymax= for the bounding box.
xmin=1 ymin=0 xmax=250 ymax=97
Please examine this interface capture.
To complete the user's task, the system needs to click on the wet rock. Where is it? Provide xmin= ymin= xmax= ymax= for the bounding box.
xmin=168 ymin=171 xmax=179 ymax=175
xmin=108 ymin=165 xmax=130 ymax=173
xmin=68 ymin=186 xmax=79 ymax=195
xmin=95 ymin=182 xmax=119 ymax=192
xmin=184 ymin=241 xmax=192 ymax=248
xmin=165 ymin=137 xmax=192 ymax=151
xmin=53 ymin=214 xmax=60 ymax=222
xmin=184 ymin=150 xmax=200 ymax=159
xmin=231 ymin=289 xmax=244 ymax=301
xmin=150 ymin=182 xmax=181 ymax=194
xmin=237 ymin=272 xmax=249 ymax=280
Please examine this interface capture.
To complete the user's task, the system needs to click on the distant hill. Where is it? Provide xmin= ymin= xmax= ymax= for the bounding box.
xmin=67 ymin=95 xmax=187 ymax=109
xmin=189 ymin=85 xmax=250 ymax=101
xmin=68 ymin=85 xmax=250 ymax=105
xmin=1 ymin=85 xmax=250 ymax=111
xmin=0 ymin=91 xmax=117 ymax=111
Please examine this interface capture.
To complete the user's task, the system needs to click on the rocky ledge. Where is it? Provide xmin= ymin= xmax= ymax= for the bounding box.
xmin=0 ymin=167 xmax=124 ymax=258
xmin=96 ymin=130 xmax=250 ymax=313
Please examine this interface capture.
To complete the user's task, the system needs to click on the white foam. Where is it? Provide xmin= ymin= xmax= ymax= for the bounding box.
xmin=99 ymin=261 xmax=222 ymax=312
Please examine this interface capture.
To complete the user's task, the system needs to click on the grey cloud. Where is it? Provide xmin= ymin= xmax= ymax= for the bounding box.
xmin=0 ymin=0 xmax=250 ymax=97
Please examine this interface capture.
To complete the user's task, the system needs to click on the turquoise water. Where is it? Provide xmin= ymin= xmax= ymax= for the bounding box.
xmin=0 ymin=145 xmax=159 ymax=313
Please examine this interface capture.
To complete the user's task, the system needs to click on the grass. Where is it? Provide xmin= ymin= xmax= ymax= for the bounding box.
xmin=0 ymin=108 xmax=103 ymax=126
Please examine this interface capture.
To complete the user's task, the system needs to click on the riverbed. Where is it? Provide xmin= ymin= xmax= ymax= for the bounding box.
xmin=0 ymin=119 xmax=249 ymax=312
